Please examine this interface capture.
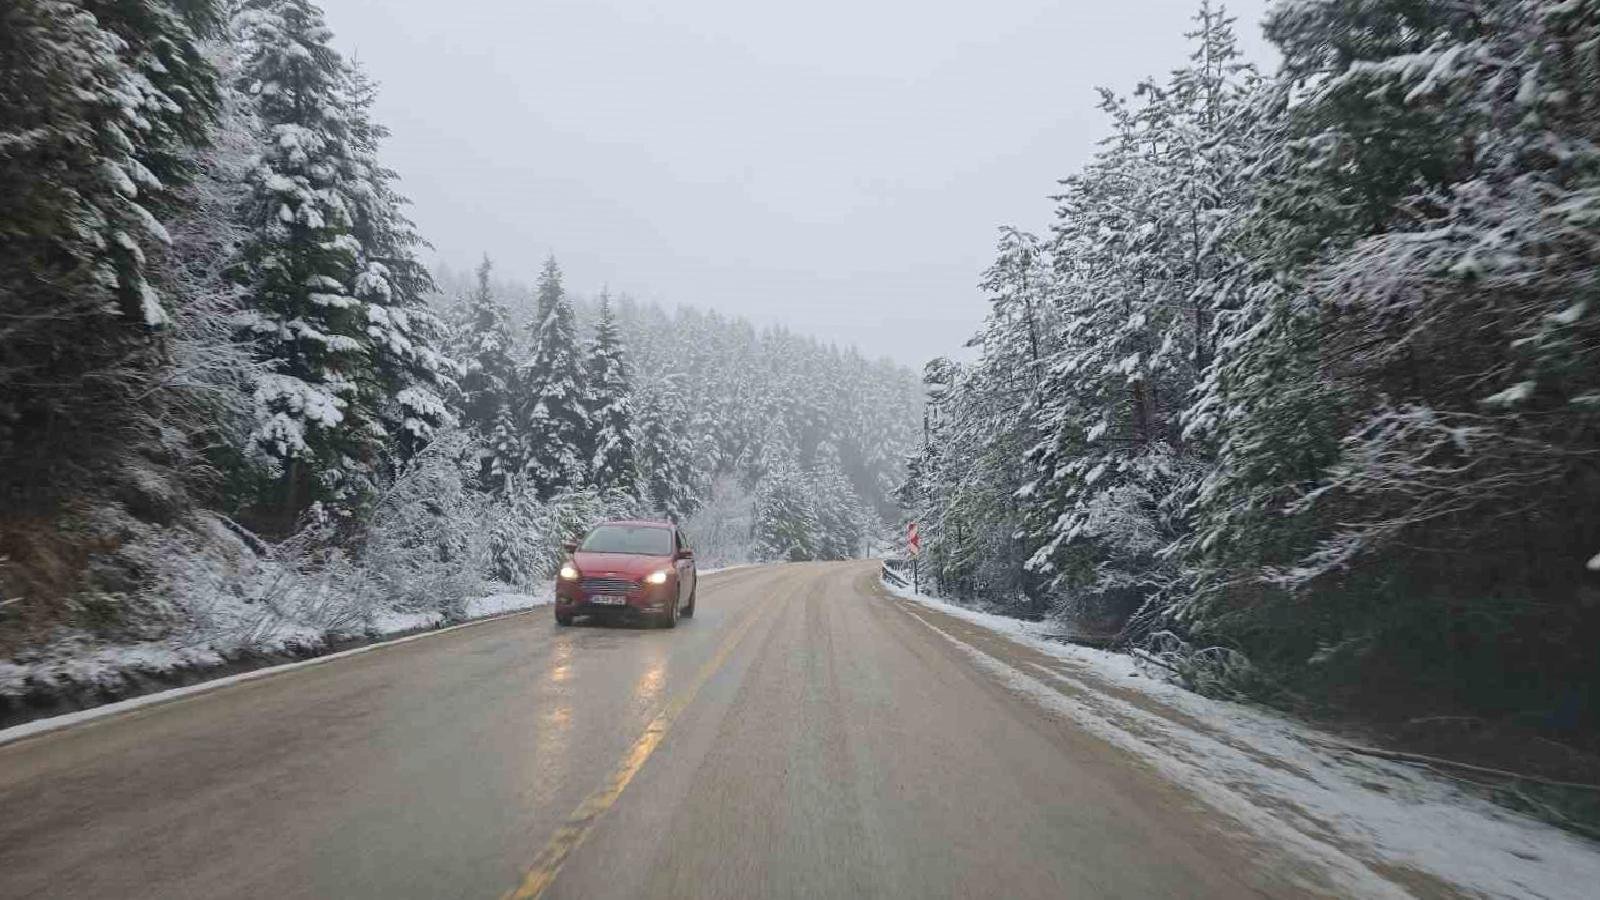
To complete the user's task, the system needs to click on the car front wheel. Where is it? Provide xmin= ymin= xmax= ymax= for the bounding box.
xmin=555 ymin=609 xmax=574 ymax=626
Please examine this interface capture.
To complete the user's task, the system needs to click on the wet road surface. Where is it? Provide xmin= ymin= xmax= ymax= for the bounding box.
xmin=0 ymin=561 xmax=1330 ymax=898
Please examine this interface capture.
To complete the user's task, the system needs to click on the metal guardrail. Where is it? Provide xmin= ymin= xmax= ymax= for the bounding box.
xmin=880 ymin=558 xmax=911 ymax=589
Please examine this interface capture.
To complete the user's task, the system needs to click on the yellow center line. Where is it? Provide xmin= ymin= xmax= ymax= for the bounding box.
xmin=502 ymin=594 xmax=776 ymax=900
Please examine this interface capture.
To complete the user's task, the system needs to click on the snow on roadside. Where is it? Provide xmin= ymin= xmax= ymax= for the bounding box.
xmin=462 ymin=590 xmax=553 ymax=619
xmin=1 ymin=574 xmax=766 ymax=744
xmin=4 ymin=573 xmax=762 ymax=710
xmin=0 ymin=641 xmax=228 ymax=698
xmin=0 ymin=593 xmax=553 ymax=748
xmin=1 ymin=590 xmax=552 ymax=703
xmin=367 ymin=591 xmax=552 ymax=634
xmin=885 ymin=581 xmax=1600 ymax=900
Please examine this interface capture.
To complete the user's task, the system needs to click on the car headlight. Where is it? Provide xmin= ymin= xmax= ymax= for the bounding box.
xmin=645 ymin=570 xmax=670 ymax=585
xmin=559 ymin=564 xmax=580 ymax=581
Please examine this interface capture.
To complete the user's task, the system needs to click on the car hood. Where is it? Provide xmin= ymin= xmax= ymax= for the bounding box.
xmin=570 ymin=552 xmax=673 ymax=579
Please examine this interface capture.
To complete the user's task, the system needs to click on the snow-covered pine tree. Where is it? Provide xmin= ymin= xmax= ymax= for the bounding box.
xmin=487 ymin=405 xmax=525 ymax=494
xmin=932 ymin=229 xmax=1055 ymax=607
xmin=450 ymin=256 xmax=521 ymax=490
xmin=890 ymin=0 xmax=1600 ymax=718
xmin=231 ymin=0 xmax=375 ymax=525
xmin=1016 ymin=92 xmax=1188 ymax=621
xmin=1177 ymin=0 xmax=1493 ymax=614
xmin=1176 ymin=0 xmax=1600 ymax=680
xmin=0 ymin=0 xmax=219 ymax=494
xmin=634 ymin=373 xmax=703 ymax=521
xmin=838 ymin=350 xmax=924 ymax=521
xmin=584 ymin=292 xmax=639 ymax=495
xmin=807 ymin=441 xmax=865 ymax=560
xmin=516 ymin=256 xmax=591 ymax=497
xmin=1018 ymin=6 xmax=1263 ymax=625
xmin=907 ymin=323 xmax=1046 ymax=608
xmin=157 ymin=29 xmax=268 ymax=476
xmin=1173 ymin=77 xmax=1320 ymax=627
xmin=895 ymin=359 xmax=954 ymax=579
xmin=343 ymin=61 xmax=457 ymax=465
xmin=752 ymin=433 xmax=819 ymax=563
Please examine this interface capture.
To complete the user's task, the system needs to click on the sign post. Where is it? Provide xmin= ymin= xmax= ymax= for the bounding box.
xmin=907 ymin=522 xmax=921 ymax=594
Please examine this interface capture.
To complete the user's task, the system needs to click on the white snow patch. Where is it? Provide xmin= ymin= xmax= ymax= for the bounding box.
xmin=371 ymin=592 xmax=551 ymax=630
xmin=367 ymin=609 xmax=445 ymax=634
xmin=462 ymin=591 xmax=553 ymax=618
xmin=698 ymin=564 xmax=757 ymax=576
xmin=1484 ymin=380 xmax=1536 ymax=407
xmin=138 ymin=282 xmax=169 ymax=327
xmin=885 ymin=581 xmax=1600 ymax=900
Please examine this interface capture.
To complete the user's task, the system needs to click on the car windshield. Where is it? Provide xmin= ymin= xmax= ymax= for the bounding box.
xmin=579 ymin=525 xmax=672 ymax=556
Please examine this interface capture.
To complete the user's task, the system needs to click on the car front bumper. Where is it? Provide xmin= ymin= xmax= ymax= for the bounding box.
xmin=555 ymin=582 xmax=675 ymax=618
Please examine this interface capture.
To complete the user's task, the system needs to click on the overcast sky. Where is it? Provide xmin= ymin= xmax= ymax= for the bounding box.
xmin=318 ymin=0 xmax=1276 ymax=366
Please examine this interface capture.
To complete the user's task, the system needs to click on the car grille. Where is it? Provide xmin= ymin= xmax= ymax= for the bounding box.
xmin=580 ymin=576 xmax=635 ymax=595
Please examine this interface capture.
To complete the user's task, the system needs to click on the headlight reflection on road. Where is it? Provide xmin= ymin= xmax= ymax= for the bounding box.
xmin=634 ymin=655 xmax=666 ymax=708
xmin=548 ymin=641 xmax=573 ymax=684
xmin=542 ymin=642 xmax=575 ymax=744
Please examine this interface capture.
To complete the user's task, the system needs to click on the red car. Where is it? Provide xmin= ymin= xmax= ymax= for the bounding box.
xmin=555 ymin=520 xmax=697 ymax=627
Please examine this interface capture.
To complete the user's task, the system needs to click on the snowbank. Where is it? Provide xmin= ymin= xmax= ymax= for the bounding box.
xmin=0 ymin=590 xmax=552 ymax=728
xmin=885 ymin=581 xmax=1600 ymax=900
xmin=463 ymin=591 xmax=554 ymax=618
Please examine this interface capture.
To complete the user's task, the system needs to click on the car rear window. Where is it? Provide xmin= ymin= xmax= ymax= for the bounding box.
xmin=579 ymin=524 xmax=673 ymax=556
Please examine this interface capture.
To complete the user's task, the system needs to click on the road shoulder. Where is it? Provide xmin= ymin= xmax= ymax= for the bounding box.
xmin=875 ymin=571 xmax=1600 ymax=899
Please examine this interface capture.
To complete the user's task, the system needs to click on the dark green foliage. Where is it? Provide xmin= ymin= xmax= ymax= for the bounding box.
xmin=909 ymin=0 xmax=1600 ymax=736
xmin=808 ymin=441 xmax=866 ymax=560
xmin=230 ymin=0 xmax=374 ymax=523
xmin=516 ymin=257 xmax=590 ymax=497
xmin=451 ymin=257 xmax=519 ymax=490
xmin=634 ymin=373 xmax=701 ymax=521
xmin=0 ymin=0 xmax=219 ymax=502
xmin=584 ymin=294 xmax=639 ymax=495
xmin=752 ymin=438 xmax=818 ymax=563
xmin=229 ymin=1 xmax=458 ymax=527
xmin=344 ymin=63 xmax=454 ymax=466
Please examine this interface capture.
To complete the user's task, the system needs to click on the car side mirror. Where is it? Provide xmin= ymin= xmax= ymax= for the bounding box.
xmin=562 ymin=541 xmax=577 ymax=554
xmin=677 ymin=548 xmax=694 ymax=560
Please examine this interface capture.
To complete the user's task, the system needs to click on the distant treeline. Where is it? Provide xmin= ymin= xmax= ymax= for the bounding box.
xmin=0 ymin=0 xmax=920 ymax=656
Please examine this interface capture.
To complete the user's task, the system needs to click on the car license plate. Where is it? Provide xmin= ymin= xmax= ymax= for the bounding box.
xmin=589 ymin=595 xmax=626 ymax=605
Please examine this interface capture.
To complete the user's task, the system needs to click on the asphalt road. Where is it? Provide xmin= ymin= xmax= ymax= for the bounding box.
xmin=0 ymin=561 xmax=1333 ymax=899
